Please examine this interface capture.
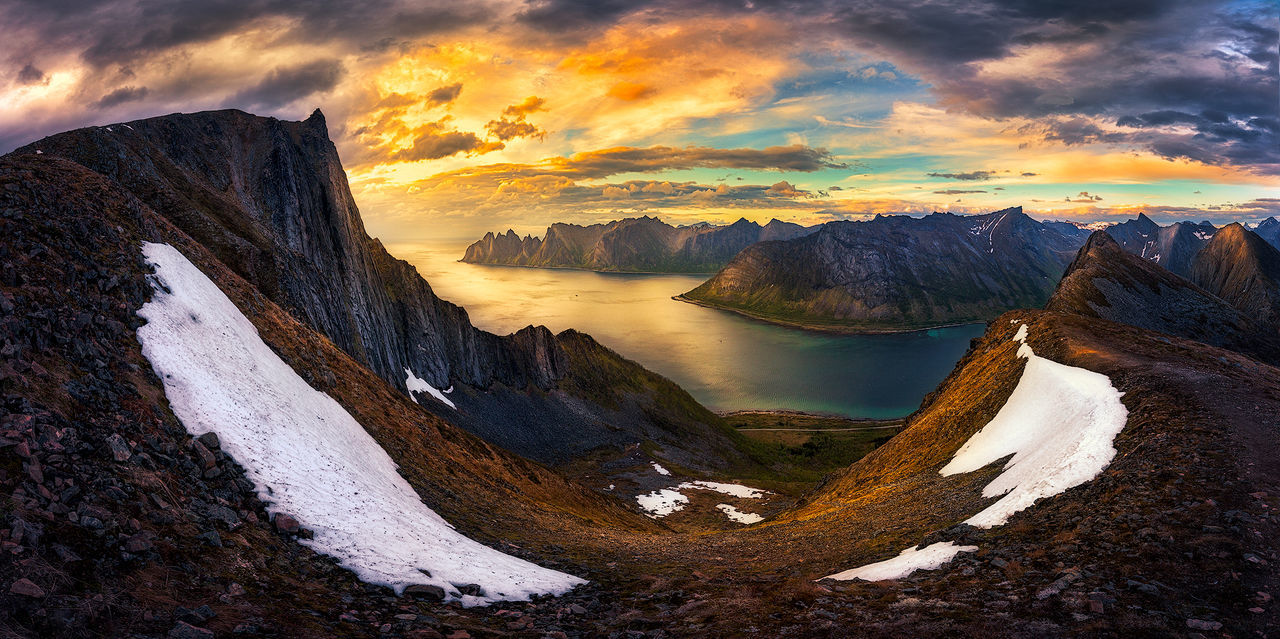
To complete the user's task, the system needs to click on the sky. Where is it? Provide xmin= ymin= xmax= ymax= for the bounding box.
xmin=1 ymin=0 xmax=1277 ymax=242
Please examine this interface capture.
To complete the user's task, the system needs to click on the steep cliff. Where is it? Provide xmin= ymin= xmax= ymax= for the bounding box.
xmin=462 ymin=215 xmax=815 ymax=273
xmin=679 ymin=207 xmax=1089 ymax=332
xmin=16 ymin=109 xmax=753 ymax=473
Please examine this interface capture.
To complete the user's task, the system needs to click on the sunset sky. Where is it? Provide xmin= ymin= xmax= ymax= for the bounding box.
xmin=1 ymin=0 xmax=1277 ymax=242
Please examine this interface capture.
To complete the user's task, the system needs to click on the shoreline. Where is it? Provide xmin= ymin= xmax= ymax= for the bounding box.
xmin=672 ymin=294 xmax=987 ymax=336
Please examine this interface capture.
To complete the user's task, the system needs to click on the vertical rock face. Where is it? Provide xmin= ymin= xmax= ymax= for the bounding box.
xmin=461 ymin=215 xmax=815 ymax=272
xmin=681 ymin=207 xmax=1090 ymax=331
xmin=1190 ymin=223 xmax=1280 ymax=333
xmin=18 ymin=109 xmax=562 ymax=393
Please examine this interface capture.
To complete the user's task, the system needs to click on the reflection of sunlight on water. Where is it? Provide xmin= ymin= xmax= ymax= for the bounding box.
xmin=387 ymin=241 xmax=985 ymax=419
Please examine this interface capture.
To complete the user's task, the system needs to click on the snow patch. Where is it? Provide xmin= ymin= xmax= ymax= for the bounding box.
xmin=636 ymin=489 xmax=688 ymax=517
xmin=716 ymin=504 xmax=763 ymax=525
xmin=651 ymin=462 xmax=671 ymax=476
xmin=940 ymin=323 xmax=1128 ymax=528
xmin=677 ymin=481 xmax=769 ymax=499
xmin=825 ymin=542 xmax=977 ymax=581
xmin=404 ymin=368 xmax=455 ymax=409
xmin=135 ymin=242 xmax=584 ymax=603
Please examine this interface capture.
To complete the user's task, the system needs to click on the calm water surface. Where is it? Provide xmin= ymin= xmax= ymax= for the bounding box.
xmin=390 ymin=241 xmax=986 ymax=419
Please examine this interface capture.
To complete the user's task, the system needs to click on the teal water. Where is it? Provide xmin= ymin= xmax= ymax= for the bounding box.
xmin=391 ymin=241 xmax=987 ymax=419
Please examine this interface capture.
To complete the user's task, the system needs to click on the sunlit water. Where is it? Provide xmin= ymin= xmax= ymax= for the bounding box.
xmin=389 ymin=241 xmax=987 ymax=419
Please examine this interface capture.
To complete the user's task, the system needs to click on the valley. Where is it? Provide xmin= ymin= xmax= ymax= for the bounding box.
xmin=0 ymin=110 xmax=1276 ymax=639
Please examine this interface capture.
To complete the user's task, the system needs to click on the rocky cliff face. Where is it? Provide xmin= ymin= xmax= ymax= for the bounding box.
xmin=680 ymin=207 xmax=1090 ymax=331
xmin=18 ymin=109 xmax=563 ymax=394
xmin=1102 ymin=213 xmax=1217 ymax=278
xmin=1190 ymin=223 xmax=1280 ymax=333
xmin=462 ymin=215 xmax=814 ymax=272
xmin=16 ymin=109 xmax=752 ymax=473
xmin=1046 ymin=231 xmax=1280 ymax=363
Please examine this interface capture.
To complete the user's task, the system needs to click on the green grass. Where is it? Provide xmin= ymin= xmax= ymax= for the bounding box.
xmin=720 ymin=412 xmax=905 ymax=494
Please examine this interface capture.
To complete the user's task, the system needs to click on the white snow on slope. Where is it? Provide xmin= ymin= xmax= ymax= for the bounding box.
xmin=651 ymin=462 xmax=671 ymax=476
xmin=636 ymin=489 xmax=688 ymax=517
xmin=135 ymin=242 xmax=584 ymax=603
xmin=405 ymin=368 xmax=455 ymax=409
xmin=677 ymin=481 xmax=769 ymax=499
xmin=940 ymin=323 xmax=1128 ymax=528
xmin=825 ymin=542 xmax=977 ymax=581
xmin=716 ymin=504 xmax=764 ymax=524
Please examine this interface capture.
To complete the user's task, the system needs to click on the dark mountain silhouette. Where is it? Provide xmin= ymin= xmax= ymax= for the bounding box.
xmin=462 ymin=215 xmax=815 ymax=273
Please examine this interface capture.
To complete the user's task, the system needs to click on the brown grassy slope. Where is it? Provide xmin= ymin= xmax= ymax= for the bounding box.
xmin=0 ymin=155 xmax=656 ymax=638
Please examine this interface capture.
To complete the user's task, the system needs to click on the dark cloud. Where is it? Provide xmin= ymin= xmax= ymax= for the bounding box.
xmin=927 ymin=170 xmax=997 ymax=181
xmin=555 ymin=145 xmax=849 ymax=176
xmin=231 ymin=59 xmax=345 ymax=111
xmin=0 ymin=0 xmax=489 ymax=69
xmin=820 ymin=0 xmax=1278 ymax=171
xmin=503 ymin=96 xmax=546 ymax=118
xmin=934 ymin=189 xmax=987 ymax=194
xmin=485 ymin=118 xmax=544 ymax=141
xmin=388 ymin=120 xmax=504 ymax=161
xmin=425 ymin=83 xmax=462 ymax=106
xmin=93 ymin=85 xmax=149 ymax=108
xmin=16 ymin=62 xmax=45 ymax=85
xmin=1067 ymin=191 xmax=1104 ymax=203
xmin=515 ymin=0 xmax=641 ymax=34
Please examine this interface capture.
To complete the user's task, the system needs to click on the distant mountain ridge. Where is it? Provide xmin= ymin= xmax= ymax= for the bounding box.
xmin=462 ymin=215 xmax=816 ymax=273
xmin=1098 ymin=213 xmax=1218 ymax=278
xmin=679 ymin=207 xmax=1091 ymax=332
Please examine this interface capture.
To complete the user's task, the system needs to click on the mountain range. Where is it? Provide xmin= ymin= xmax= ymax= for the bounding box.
xmin=2 ymin=110 xmax=1278 ymax=638
xmin=461 ymin=215 xmax=815 ymax=273
xmin=679 ymin=207 xmax=1091 ymax=332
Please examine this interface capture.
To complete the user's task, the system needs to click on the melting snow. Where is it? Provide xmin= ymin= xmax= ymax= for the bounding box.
xmin=636 ymin=489 xmax=688 ymax=517
xmin=716 ymin=504 xmax=764 ymax=524
xmin=135 ymin=242 xmax=584 ymax=603
xmin=677 ymin=481 xmax=769 ymax=499
xmin=825 ymin=542 xmax=977 ymax=581
xmin=651 ymin=462 xmax=671 ymax=476
xmin=940 ymin=323 xmax=1128 ymax=528
xmin=404 ymin=368 xmax=455 ymax=409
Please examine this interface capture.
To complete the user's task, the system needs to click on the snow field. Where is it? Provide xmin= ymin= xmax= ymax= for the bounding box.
xmin=136 ymin=242 xmax=584 ymax=604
